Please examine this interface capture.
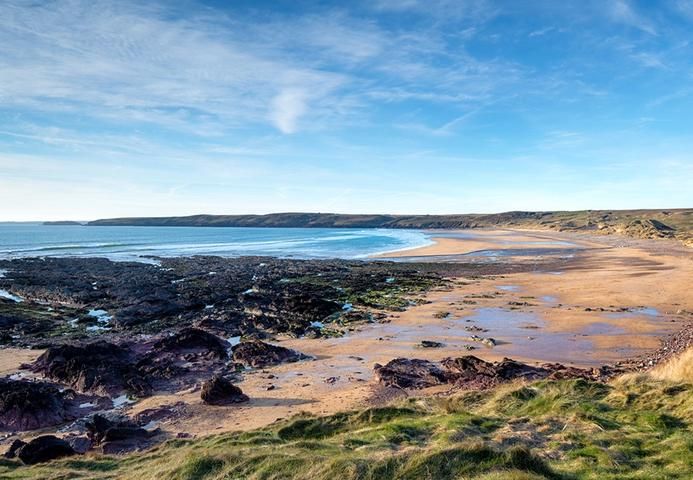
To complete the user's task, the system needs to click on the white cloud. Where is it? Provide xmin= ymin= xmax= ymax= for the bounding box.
xmin=270 ymin=89 xmax=308 ymax=134
xmin=0 ymin=0 xmax=344 ymax=134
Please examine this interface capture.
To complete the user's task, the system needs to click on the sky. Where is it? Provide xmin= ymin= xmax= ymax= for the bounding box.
xmin=1 ymin=0 xmax=692 ymax=221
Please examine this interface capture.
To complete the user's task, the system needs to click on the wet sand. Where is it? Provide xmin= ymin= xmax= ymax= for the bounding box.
xmin=0 ymin=349 xmax=42 ymax=376
xmin=4 ymin=229 xmax=692 ymax=437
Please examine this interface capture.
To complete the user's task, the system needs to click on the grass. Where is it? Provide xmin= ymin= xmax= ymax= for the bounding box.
xmin=1 ymin=356 xmax=691 ymax=480
xmin=650 ymin=347 xmax=693 ymax=383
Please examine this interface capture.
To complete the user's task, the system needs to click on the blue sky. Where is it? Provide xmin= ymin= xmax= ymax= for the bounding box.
xmin=1 ymin=0 xmax=692 ymax=220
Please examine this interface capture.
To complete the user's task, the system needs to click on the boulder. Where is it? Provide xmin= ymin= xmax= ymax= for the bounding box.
xmin=67 ymin=436 xmax=92 ymax=454
xmin=85 ymin=414 xmax=145 ymax=443
xmin=494 ymin=358 xmax=547 ymax=380
xmin=201 ymin=376 xmax=249 ymax=405
xmin=3 ymin=439 xmax=26 ymax=459
xmin=16 ymin=435 xmax=76 ymax=464
xmin=442 ymin=355 xmax=497 ymax=376
xmin=373 ymin=358 xmax=450 ymax=389
xmin=85 ymin=414 xmax=152 ymax=454
xmin=231 ymin=341 xmax=308 ymax=368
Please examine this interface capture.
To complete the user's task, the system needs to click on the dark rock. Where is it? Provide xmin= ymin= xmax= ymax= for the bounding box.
xmin=153 ymin=327 xmax=229 ymax=359
xmin=3 ymin=439 xmax=26 ymax=458
xmin=201 ymin=376 xmax=249 ymax=405
xmin=83 ymin=414 xmax=154 ymax=454
xmin=231 ymin=340 xmax=309 ymax=368
xmin=0 ymin=379 xmax=74 ymax=431
xmin=85 ymin=414 xmax=145 ymax=444
xmin=443 ymin=356 xmax=549 ymax=388
xmin=442 ymin=356 xmax=497 ymax=376
xmin=67 ymin=436 xmax=92 ymax=454
xmin=373 ymin=358 xmax=450 ymax=389
xmin=376 ymin=355 xmax=619 ymax=391
xmin=0 ymin=256 xmax=447 ymax=346
xmin=493 ymin=358 xmax=548 ymax=380
xmin=420 ymin=340 xmax=444 ymax=348
xmin=31 ymin=341 xmax=151 ymax=396
xmin=102 ymin=427 xmax=149 ymax=443
xmin=16 ymin=435 xmax=76 ymax=464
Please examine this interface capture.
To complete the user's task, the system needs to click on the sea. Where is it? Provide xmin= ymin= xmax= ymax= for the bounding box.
xmin=0 ymin=223 xmax=433 ymax=262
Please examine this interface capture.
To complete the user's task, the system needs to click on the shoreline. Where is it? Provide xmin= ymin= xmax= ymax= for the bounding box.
xmin=0 ymin=226 xmax=435 ymax=263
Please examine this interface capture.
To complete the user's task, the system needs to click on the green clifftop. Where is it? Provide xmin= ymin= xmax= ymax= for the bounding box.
xmin=88 ymin=209 xmax=693 ymax=245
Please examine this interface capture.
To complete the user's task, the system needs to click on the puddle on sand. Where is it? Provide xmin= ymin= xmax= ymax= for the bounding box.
xmin=464 ymin=308 xmax=544 ymax=332
xmin=581 ymin=322 xmax=627 ymax=335
xmin=605 ymin=307 xmax=660 ymax=319
xmin=329 ymin=308 xmax=549 ymax=355
xmin=540 ymin=295 xmax=558 ymax=303
xmin=321 ymin=302 xmax=668 ymax=368
xmin=497 ymin=285 xmax=520 ymax=292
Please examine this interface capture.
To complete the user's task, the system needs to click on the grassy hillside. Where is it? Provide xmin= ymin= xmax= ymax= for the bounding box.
xmin=2 ymin=352 xmax=691 ymax=480
xmin=87 ymin=209 xmax=693 ymax=245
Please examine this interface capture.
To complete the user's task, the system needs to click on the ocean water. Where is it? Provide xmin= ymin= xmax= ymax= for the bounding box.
xmin=0 ymin=223 xmax=433 ymax=262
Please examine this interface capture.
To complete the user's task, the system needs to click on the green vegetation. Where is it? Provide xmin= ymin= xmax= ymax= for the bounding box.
xmin=2 ymin=374 xmax=690 ymax=479
xmin=290 ymin=270 xmax=444 ymax=314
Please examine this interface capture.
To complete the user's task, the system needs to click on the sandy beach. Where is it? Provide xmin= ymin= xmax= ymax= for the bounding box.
xmin=104 ymin=229 xmax=693 ymax=436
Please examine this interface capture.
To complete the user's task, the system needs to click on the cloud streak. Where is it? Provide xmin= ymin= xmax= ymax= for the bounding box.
xmin=607 ymin=0 xmax=657 ymax=35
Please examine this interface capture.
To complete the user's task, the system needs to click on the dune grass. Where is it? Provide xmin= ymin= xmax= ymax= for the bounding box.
xmin=1 ymin=369 xmax=691 ymax=480
xmin=650 ymin=347 xmax=693 ymax=384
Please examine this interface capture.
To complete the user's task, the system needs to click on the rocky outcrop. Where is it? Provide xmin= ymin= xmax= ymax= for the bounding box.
xmin=0 ymin=256 xmax=446 ymax=348
xmin=15 ymin=435 xmax=76 ymax=465
xmin=31 ymin=341 xmax=151 ymax=397
xmin=442 ymin=356 xmax=549 ymax=389
xmin=200 ymin=376 xmax=249 ymax=405
xmin=375 ymin=355 xmax=621 ymax=390
xmin=231 ymin=340 xmax=309 ymax=368
xmin=0 ymin=379 xmax=74 ymax=431
xmin=373 ymin=358 xmax=451 ymax=389
xmin=85 ymin=414 xmax=153 ymax=454
xmin=152 ymin=327 xmax=229 ymax=360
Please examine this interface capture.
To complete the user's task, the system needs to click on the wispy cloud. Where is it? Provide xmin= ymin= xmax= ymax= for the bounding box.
xmin=0 ymin=1 xmax=346 ymax=135
xmin=607 ymin=0 xmax=657 ymax=35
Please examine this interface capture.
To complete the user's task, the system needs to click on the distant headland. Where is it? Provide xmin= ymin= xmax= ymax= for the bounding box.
xmin=87 ymin=209 xmax=692 ymax=245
